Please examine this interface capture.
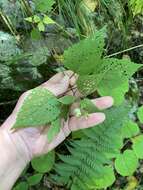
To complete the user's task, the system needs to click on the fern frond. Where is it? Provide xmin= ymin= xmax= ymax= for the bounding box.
xmin=53 ymin=104 xmax=130 ymax=189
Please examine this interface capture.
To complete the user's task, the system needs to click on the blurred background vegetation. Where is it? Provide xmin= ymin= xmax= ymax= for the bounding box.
xmin=0 ymin=0 xmax=143 ymax=189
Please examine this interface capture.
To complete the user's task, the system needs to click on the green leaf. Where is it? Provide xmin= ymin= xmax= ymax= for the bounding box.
xmin=137 ymin=106 xmax=143 ymax=123
xmin=34 ymin=0 xmax=55 ymax=13
xmin=47 ymin=118 xmax=61 ymax=141
xmin=27 ymin=173 xmax=43 ymax=186
xmin=0 ymin=31 xmax=21 ymax=62
xmin=25 ymin=17 xmax=33 ymax=22
xmin=80 ymin=98 xmax=98 ymax=113
xmin=33 ymin=15 xmax=41 ymax=23
xmin=58 ymin=95 xmax=76 ymax=105
xmin=132 ymin=135 xmax=143 ymax=159
xmin=28 ymin=46 xmax=49 ymax=66
xmin=92 ymin=166 xmax=115 ymax=189
xmin=72 ymin=130 xmax=85 ymax=139
xmin=43 ymin=15 xmax=55 ymax=24
xmin=31 ymin=28 xmax=41 ymax=40
xmin=13 ymin=87 xmax=61 ymax=128
xmin=97 ymin=58 xmax=142 ymax=104
xmin=31 ymin=151 xmax=55 ymax=173
xmin=115 ymin=150 xmax=138 ymax=176
xmin=122 ymin=120 xmax=140 ymax=139
xmin=38 ymin=22 xmax=45 ymax=32
xmin=103 ymin=81 xmax=129 ymax=105
xmin=64 ymin=28 xmax=105 ymax=75
xmin=13 ymin=182 xmax=28 ymax=190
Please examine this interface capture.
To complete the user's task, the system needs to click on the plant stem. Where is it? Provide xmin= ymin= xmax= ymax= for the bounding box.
xmin=106 ymin=44 xmax=143 ymax=58
xmin=0 ymin=100 xmax=17 ymax=106
xmin=0 ymin=11 xmax=17 ymax=37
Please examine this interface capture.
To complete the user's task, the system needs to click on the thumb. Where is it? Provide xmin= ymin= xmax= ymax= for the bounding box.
xmin=41 ymin=74 xmax=70 ymax=96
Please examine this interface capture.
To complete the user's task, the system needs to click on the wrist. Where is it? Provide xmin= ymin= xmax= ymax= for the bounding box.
xmin=0 ymin=114 xmax=31 ymax=189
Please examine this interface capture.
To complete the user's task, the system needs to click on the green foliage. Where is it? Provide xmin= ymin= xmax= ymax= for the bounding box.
xmin=0 ymin=0 xmax=27 ymax=28
xmin=0 ymin=33 xmax=48 ymax=91
xmin=31 ymin=151 xmax=55 ymax=173
xmin=9 ymin=28 xmax=142 ymax=189
xmin=13 ymin=182 xmax=28 ymax=190
xmin=13 ymin=87 xmax=75 ymax=140
xmin=53 ymin=105 xmax=143 ymax=189
xmin=58 ymin=95 xmax=76 ymax=105
xmin=137 ymin=106 xmax=143 ymax=123
xmin=99 ymin=0 xmax=125 ymax=29
xmin=0 ymin=31 xmax=21 ymax=62
xmin=34 ymin=0 xmax=55 ymax=13
xmin=52 ymin=104 xmax=129 ymax=189
xmin=1 ymin=1 xmax=142 ymax=189
xmin=132 ymin=135 xmax=143 ymax=159
xmin=25 ymin=15 xmax=55 ymax=32
xmin=115 ymin=150 xmax=138 ymax=176
xmin=130 ymin=0 xmax=143 ymax=16
xmin=27 ymin=173 xmax=43 ymax=186
xmin=121 ymin=120 xmax=140 ymax=138
xmin=27 ymin=44 xmax=49 ymax=66
xmin=63 ymin=29 xmax=142 ymax=104
xmin=48 ymin=118 xmax=61 ymax=141
xmin=13 ymin=87 xmax=61 ymax=128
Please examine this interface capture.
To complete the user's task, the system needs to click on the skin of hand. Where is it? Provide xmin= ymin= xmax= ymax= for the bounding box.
xmin=0 ymin=71 xmax=113 ymax=190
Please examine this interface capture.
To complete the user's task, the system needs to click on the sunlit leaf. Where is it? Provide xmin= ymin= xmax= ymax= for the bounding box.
xmin=132 ymin=135 xmax=143 ymax=159
xmin=115 ymin=150 xmax=138 ymax=176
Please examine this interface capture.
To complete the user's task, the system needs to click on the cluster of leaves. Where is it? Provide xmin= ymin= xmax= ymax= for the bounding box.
xmin=14 ymin=86 xmax=76 ymax=141
xmin=63 ymin=28 xmax=142 ymax=104
xmin=0 ymin=0 xmax=56 ymax=35
xmin=52 ymin=104 xmax=129 ymax=189
xmin=52 ymin=110 xmax=143 ymax=190
xmin=12 ymin=28 xmax=143 ymax=189
xmin=48 ymin=29 xmax=143 ymax=190
xmin=0 ymin=1 xmax=143 ymax=189
xmin=25 ymin=0 xmax=56 ymax=33
xmin=14 ymin=151 xmax=55 ymax=190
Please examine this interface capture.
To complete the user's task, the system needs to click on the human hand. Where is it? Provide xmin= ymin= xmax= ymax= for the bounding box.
xmin=0 ymin=71 xmax=113 ymax=161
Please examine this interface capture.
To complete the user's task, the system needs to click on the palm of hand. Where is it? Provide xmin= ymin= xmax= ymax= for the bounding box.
xmin=1 ymin=71 xmax=113 ymax=159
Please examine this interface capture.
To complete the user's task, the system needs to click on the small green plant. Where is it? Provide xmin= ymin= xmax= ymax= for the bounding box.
xmin=24 ymin=0 xmax=56 ymax=32
xmin=25 ymin=14 xmax=55 ymax=32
